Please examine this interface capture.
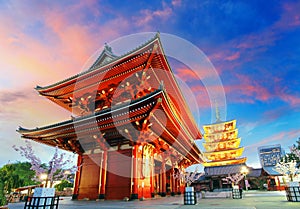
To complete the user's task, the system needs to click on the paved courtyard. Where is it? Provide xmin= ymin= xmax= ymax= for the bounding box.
xmin=8 ymin=191 xmax=300 ymax=209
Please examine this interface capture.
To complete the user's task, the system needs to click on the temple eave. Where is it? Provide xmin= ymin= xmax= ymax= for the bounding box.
xmin=203 ymin=157 xmax=247 ymax=167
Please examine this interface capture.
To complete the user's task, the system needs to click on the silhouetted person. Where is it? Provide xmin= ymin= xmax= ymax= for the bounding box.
xmin=238 ymin=184 xmax=243 ymax=198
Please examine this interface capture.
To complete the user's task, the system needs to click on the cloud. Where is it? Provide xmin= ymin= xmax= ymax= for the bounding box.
xmin=175 ymin=68 xmax=199 ymax=81
xmin=172 ymin=0 xmax=182 ymax=7
xmin=224 ymin=74 xmax=272 ymax=104
xmin=245 ymin=129 xmax=300 ymax=152
xmin=224 ymin=51 xmax=240 ymax=61
xmin=0 ymin=91 xmax=28 ymax=104
xmin=134 ymin=2 xmax=173 ymax=27
xmin=275 ymin=1 xmax=300 ymax=28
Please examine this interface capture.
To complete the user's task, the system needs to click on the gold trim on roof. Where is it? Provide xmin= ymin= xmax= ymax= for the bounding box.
xmin=203 ymin=157 xmax=247 ymax=167
xmin=204 ymin=147 xmax=244 ymax=161
xmin=203 ymin=138 xmax=241 ymax=152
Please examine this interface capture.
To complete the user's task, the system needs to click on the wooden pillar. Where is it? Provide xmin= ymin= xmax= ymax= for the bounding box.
xmin=150 ymin=156 xmax=154 ymax=197
xmin=171 ymin=168 xmax=176 ymax=195
xmin=131 ymin=145 xmax=139 ymax=200
xmin=98 ymin=150 xmax=107 ymax=199
xmin=174 ymin=173 xmax=178 ymax=194
xmin=159 ymin=172 xmax=163 ymax=194
xmin=72 ymin=155 xmax=82 ymax=200
xmin=161 ymin=160 xmax=166 ymax=197
xmin=155 ymin=174 xmax=160 ymax=194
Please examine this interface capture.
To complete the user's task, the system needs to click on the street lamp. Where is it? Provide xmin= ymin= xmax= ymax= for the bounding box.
xmin=240 ymin=166 xmax=249 ymax=191
xmin=40 ymin=173 xmax=48 ymax=188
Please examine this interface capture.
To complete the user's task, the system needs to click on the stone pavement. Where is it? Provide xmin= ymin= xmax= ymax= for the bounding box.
xmin=8 ymin=190 xmax=300 ymax=209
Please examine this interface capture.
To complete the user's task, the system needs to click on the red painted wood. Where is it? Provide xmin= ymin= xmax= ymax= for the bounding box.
xmin=78 ymin=154 xmax=101 ymax=200
xmin=105 ymin=149 xmax=131 ymax=199
xmin=99 ymin=150 xmax=107 ymax=195
xmin=73 ymin=155 xmax=82 ymax=196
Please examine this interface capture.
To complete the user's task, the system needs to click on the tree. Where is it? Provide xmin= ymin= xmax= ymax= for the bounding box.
xmin=0 ymin=161 xmax=38 ymax=206
xmin=274 ymin=158 xmax=299 ymax=182
xmin=173 ymin=167 xmax=204 ymax=187
xmin=13 ymin=140 xmax=77 ymax=188
xmin=222 ymin=173 xmax=244 ymax=186
xmin=290 ymin=138 xmax=300 ymax=163
xmin=54 ymin=180 xmax=73 ymax=192
xmin=0 ymin=169 xmax=8 ymax=206
xmin=273 ymin=138 xmax=300 ymax=182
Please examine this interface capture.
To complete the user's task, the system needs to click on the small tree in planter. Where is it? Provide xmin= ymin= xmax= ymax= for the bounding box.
xmin=173 ymin=167 xmax=204 ymax=205
xmin=273 ymin=157 xmax=299 ymax=183
xmin=222 ymin=173 xmax=245 ymax=187
xmin=173 ymin=167 xmax=204 ymax=188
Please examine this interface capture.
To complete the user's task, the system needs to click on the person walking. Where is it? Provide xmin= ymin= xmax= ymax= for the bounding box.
xmin=238 ymin=183 xmax=243 ymax=198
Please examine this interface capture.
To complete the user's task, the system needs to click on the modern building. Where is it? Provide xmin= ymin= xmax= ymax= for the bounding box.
xmin=258 ymin=144 xmax=285 ymax=190
xmin=258 ymin=144 xmax=284 ymax=167
xmin=17 ymin=34 xmax=204 ymax=200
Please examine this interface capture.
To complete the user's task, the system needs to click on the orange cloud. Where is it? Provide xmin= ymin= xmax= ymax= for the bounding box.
xmin=224 ymin=74 xmax=272 ymax=103
xmin=224 ymin=51 xmax=240 ymax=61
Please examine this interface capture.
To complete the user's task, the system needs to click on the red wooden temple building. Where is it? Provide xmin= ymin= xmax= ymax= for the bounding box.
xmin=18 ymin=34 xmax=205 ymax=200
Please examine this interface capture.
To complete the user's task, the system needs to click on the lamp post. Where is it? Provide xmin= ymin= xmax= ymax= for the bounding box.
xmin=240 ymin=166 xmax=249 ymax=191
xmin=40 ymin=173 xmax=48 ymax=188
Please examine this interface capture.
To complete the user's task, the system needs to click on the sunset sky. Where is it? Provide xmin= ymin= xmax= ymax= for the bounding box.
xmin=0 ymin=0 xmax=300 ymax=170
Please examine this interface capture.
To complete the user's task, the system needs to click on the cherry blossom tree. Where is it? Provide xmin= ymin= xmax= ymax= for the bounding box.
xmin=222 ymin=173 xmax=244 ymax=186
xmin=290 ymin=144 xmax=300 ymax=160
xmin=274 ymin=157 xmax=299 ymax=182
xmin=173 ymin=167 xmax=204 ymax=187
xmin=13 ymin=140 xmax=78 ymax=188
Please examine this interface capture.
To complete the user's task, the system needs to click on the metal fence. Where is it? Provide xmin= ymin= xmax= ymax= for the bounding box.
xmin=285 ymin=186 xmax=300 ymax=202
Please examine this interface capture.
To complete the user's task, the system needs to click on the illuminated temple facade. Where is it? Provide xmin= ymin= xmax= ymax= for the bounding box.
xmin=18 ymin=34 xmax=204 ymax=200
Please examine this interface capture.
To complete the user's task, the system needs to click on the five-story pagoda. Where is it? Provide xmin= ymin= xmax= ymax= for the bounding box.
xmin=201 ymin=109 xmax=247 ymax=190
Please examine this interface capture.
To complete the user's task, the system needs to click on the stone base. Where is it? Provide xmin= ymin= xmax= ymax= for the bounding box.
xmin=72 ymin=194 xmax=78 ymax=200
xmin=130 ymin=193 xmax=138 ymax=200
xmin=98 ymin=194 xmax=105 ymax=199
xmin=160 ymin=192 xmax=166 ymax=197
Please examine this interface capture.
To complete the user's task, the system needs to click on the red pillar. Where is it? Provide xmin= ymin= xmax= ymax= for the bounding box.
xmin=150 ymin=156 xmax=154 ymax=197
xmin=72 ymin=155 xmax=82 ymax=200
xmin=131 ymin=145 xmax=139 ymax=200
xmin=171 ymin=168 xmax=176 ymax=195
xmin=161 ymin=160 xmax=166 ymax=196
xmin=98 ymin=150 xmax=107 ymax=199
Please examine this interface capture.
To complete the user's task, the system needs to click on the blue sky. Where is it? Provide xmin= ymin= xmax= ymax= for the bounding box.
xmin=0 ymin=0 xmax=299 ymax=169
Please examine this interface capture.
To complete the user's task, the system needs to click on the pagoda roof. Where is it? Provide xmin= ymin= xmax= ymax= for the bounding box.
xmin=204 ymin=164 xmax=246 ymax=176
xmin=203 ymin=157 xmax=247 ymax=167
xmin=204 ymin=147 xmax=244 ymax=155
xmin=248 ymin=168 xmax=262 ymax=177
xmin=203 ymin=138 xmax=241 ymax=146
xmin=18 ymin=89 xmax=204 ymax=164
xmin=204 ymin=164 xmax=261 ymax=177
xmin=203 ymin=138 xmax=241 ymax=152
xmin=203 ymin=119 xmax=236 ymax=129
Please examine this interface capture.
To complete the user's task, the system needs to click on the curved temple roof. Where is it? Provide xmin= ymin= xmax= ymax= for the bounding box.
xmin=18 ymin=33 xmax=204 ymax=167
xmin=19 ymin=89 xmax=204 ymax=165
